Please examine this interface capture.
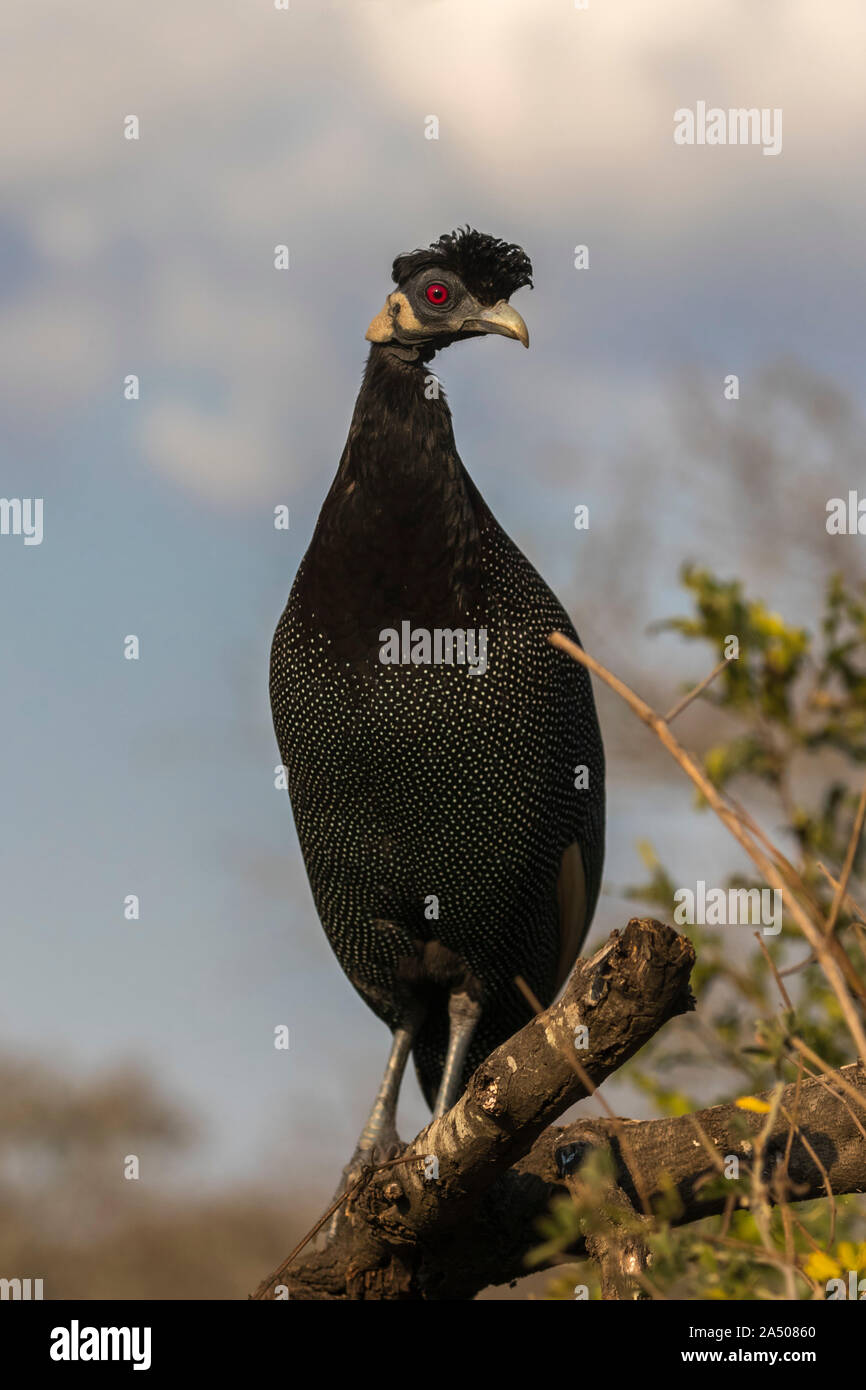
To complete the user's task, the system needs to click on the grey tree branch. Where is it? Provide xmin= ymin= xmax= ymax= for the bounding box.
xmin=253 ymin=917 xmax=695 ymax=1299
xmin=251 ymin=920 xmax=865 ymax=1300
xmin=445 ymin=1060 xmax=866 ymax=1295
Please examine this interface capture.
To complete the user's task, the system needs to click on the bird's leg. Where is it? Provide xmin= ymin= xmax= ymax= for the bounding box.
xmin=353 ymin=1022 xmax=416 ymax=1159
xmin=326 ymin=1019 xmax=418 ymax=1237
xmin=431 ymin=989 xmax=482 ymax=1120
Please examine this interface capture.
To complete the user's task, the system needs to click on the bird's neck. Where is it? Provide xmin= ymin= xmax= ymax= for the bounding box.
xmin=302 ymin=345 xmax=482 ymax=647
xmin=342 ymin=344 xmax=459 ymax=489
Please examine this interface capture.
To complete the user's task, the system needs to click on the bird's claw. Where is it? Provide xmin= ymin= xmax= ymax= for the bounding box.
xmin=322 ymin=1137 xmax=402 ymax=1243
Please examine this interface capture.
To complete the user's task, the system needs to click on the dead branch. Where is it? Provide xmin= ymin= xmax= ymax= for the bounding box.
xmin=252 ymin=919 xmax=866 ymax=1299
xmin=252 ymin=917 xmax=694 ymax=1300
xmin=434 ymin=1059 xmax=866 ymax=1296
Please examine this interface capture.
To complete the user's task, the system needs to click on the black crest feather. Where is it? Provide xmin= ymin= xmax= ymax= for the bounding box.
xmin=391 ymin=227 xmax=533 ymax=305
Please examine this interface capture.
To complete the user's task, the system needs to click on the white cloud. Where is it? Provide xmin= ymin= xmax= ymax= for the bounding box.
xmin=0 ymin=293 xmax=115 ymax=406
xmin=3 ymin=0 xmax=866 ymax=504
xmin=137 ymin=399 xmax=278 ymax=506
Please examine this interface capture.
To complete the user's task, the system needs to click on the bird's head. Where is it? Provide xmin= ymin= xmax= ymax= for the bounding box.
xmin=365 ymin=227 xmax=532 ymax=358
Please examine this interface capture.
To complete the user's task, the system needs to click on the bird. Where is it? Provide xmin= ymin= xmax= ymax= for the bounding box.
xmin=270 ymin=228 xmax=605 ymax=1189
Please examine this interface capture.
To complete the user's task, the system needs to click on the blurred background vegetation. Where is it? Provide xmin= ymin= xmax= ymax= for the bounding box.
xmin=0 ymin=1054 xmax=320 ymax=1299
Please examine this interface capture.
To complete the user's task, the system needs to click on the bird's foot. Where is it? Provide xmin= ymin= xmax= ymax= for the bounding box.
xmin=322 ymin=1134 xmax=402 ymax=1243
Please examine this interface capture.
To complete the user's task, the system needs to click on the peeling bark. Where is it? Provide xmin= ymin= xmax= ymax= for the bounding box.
xmin=250 ymin=920 xmax=866 ymax=1301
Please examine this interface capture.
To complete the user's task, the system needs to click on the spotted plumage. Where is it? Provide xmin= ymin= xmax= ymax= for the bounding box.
xmin=270 ymin=229 xmax=605 ymax=1118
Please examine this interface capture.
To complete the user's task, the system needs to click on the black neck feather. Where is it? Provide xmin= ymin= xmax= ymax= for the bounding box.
xmin=298 ymin=346 xmax=483 ymax=660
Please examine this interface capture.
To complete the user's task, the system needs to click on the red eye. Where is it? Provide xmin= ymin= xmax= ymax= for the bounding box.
xmin=425 ymin=282 xmax=449 ymax=305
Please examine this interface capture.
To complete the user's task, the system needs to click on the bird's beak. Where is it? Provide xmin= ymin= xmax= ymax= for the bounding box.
xmin=461 ymin=300 xmax=529 ymax=348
